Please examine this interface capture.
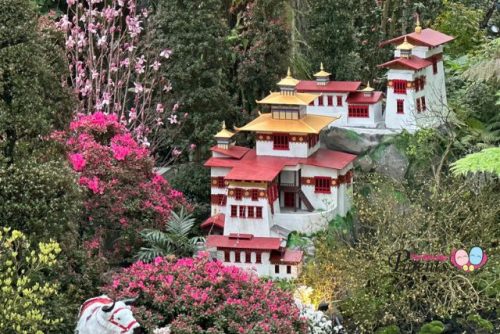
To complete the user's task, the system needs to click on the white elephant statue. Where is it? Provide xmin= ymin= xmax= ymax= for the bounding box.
xmin=75 ymin=295 xmax=142 ymax=334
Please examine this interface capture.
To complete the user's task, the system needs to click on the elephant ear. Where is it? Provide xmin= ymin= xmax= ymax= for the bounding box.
xmin=122 ymin=297 xmax=138 ymax=306
xmin=101 ymin=302 xmax=116 ymax=313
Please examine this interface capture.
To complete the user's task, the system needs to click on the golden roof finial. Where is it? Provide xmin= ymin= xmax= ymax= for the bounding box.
xmin=320 ymin=62 xmax=324 ymax=71
xmin=396 ymin=36 xmax=415 ymax=51
xmin=287 ymin=67 xmax=292 ymax=77
xmin=314 ymin=62 xmax=331 ymax=78
xmin=214 ymin=120 xmax=235 ymax=138
xmin=222 ymin=120 xmax=226 ymax=129
xmin=278 ymin=67 xmax=299 ymax=87
xmin=362 ymin=81 xmax=375 ymax=92
xmin=415 ymin=13 xmax=422 ymax=33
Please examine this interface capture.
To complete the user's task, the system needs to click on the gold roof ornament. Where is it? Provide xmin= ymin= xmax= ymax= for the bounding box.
xmin=361 ymin=81 xmax=375 ymax=92
xmin=256 ymin=91 xmax=319 ymax=106
xmin=277 ymin=67 xmax=300 ymax=87
xmin=313 ymin=62 xmax=331 ymax=77
xmin=396 ymin=36 xmax=415 ymax=51
xmin=214 ymin=121 xmax=235 ymax=138
xmin=415 ymin=14 xmax=422 ymax=34
xmin=237 ymin=113 xmax=338 ymax=134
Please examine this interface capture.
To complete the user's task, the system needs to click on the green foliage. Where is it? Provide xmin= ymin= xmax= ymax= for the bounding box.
xmin=417 ymin=320 xmax=445 ymax=334
xmin=464 ymin=314 xmax=494 ymax=333
xmin=152 ymin=0 xmax=236 ymax=157
xmin=137 ymin=208 xmax=203 ymax=261
xmin=433 ymin=1 xmax=486 ymax=57
xmin=375 ymin=325 xmax=401 ymax=334
xmin=463 ymin=38 xmax=500 ymax=83
xmin=0 ymin=228 xmax=63 ymax=334
xmin=451 ymin=147 xmax=500 ymax=176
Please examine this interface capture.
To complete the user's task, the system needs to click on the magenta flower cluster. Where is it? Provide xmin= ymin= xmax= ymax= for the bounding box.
xmin=53 ymin=112 xmax=187 ymax=259
xmin=103 ymin=254 xmax=308 ymax=333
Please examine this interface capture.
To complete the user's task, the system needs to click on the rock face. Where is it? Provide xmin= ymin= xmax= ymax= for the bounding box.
xmin=321 ymin=127 xmax=383 ymax=155
xmin=373 ymin=144 xmax=409 ymax=181
xmin=355 ymin=155 xmax=374 ymax=172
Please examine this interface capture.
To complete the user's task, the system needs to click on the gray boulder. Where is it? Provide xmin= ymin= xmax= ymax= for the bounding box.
xmin=374 ymin=144 xmax=409 ymax=181
xmin=321 ymin=127 xmax=383 ymax=155
xmin=355 ymin=155 xmax=374 ymax=172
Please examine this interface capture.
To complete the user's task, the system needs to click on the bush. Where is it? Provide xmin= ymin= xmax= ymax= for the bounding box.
xmin=103 ymin=254 xmax=307 ymax=333
xmin=0 ymin=228 xmax=63 ymax=334
xmin=417 ymin=321 xmax=444 ymax=334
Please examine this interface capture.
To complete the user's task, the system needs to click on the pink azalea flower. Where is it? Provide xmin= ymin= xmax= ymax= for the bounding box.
xmin=69 ymin=153 xmax=86 ymax=171
xmin=160 ymin=49 xmax=172 ymax=59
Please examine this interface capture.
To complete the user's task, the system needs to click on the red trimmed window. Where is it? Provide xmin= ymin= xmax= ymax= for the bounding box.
xmin=393 ymin=80 xmax=407 ymax=94
xmin=416 ymin=98 xmax=422 ymax=113
xmin=235 ymin=252 xmax=240 ymax=263
xmin=348 ymin=105 xmax=369 ymax=118
xmin=397 ymin=99 xmax=404 ymax=114
xmin=216 ymin=177 xmax=225 ymax=188
xmin=224 ymin=251 xmax=230 ymax=262
xmin=275 ymin=265 xmax=280 ymax=274
xmin=273 ymin=134 xmax=289 ymax=150
xmin=255 ymin=252 xmax=262 ymax=263
xmin=415 ymin=78 xmax=420 ymax=92
xmin=287 ymin=265 xmax=292 ymax=274
xmin=247 ymin=206 xmax=255 ymax=218
xmin=315 ymin=176 xmax=331 ymax=193
xmin=327 ymin=96 xmax=333 ymax=106
xmin=318 ymin=95 xmax=324 ymax=106
xmin=231 ymin=205 xmax=237 ymax=217
xmin=432 ymin=59 xmax=438 ymax=74
xmin=308 ymin=134 xmax=318 ymax=148
xmin=251 ymin=189 xmax=259 ymax=201
xmin=337 ymin=96 xmax=343 ymax=106
xmin=235 ymin=188 xmax=243 ymax=200
xmin=256 ymin=207 xmax=263 ymax=218
xmin=420 ymin=96 xmax=426 ymax=112
xmin=239 ymin=206 xmax=246 ymax=218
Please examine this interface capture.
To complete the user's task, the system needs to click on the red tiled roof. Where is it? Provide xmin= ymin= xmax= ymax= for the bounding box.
xmin=378 ymin=56 xmax=432 ymax=71
xmin=206 ymin=235 xmax=282 ymax=250
xmin=210 ymin=145 xmax=251 ymax=159
xmin=204 ymin=149 xmax=356 ymax=182
xmin=380 ymin=28 xmax=454 ymax=47
xmin=296 ymin=80 xmax=361 ymax=93
xmin=201 ymin=213 xmax=225 ymax=229
xmin=346 ymin=91 xmax=384 ymax=104
xmin=270 ymin=249 xmax=304 ymax=264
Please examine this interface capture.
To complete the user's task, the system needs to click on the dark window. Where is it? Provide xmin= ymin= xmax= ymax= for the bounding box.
xmin=327 ymin=96 xmax=333 ymax=106
xmin=308 ymin=134 xmax=318 ymax=148
xmin=286 ymin=265 xmax=292 ymax=274
xmin=224 ymin=251 xmax=230 ymax=262
xmin=309 ymin=100 xmax=314 ymax=106
xmin=393 ymin=80 xmax=407 ymax=94
xmin=432 ymin=59 xmax=438 ymax=74
xmin=420 ymin=96 xmax=426 ymax=112
xmin=348 ymin=105 xmax=369 ymax=118
xmin=397 ymin=99 xmax=404 ymax=114
xmin=234 ymin=252 xmax=240 ymax=263
xmin=216 ymin=177 xmax=225 ymax=188
xmin=275 ymin=265 xmax=280 ymax=274
xmin=251 ymin=189 xmax=259 ymax=201
xmin=247 ymin=206 xmax=255 ymax=218
xmin=315 ymin=177 xmax=331 ymax=193
xmin=273 ymin=134 xmax=289 ymax=150
xmin=416 ymin=98 xmax=422 ymax=113
xmin=235 ymin=188 xmax=243 ymax=200
xmin=239 ymin=206 xmax=246 ymax=218
xmin=255 ymin=252 xmax=262 ymax=263
xmin=256 ymin=207 xmax=263 ymax=218
xmin=318 ymin=95 xmax=324 ymax=106
xmin=337 ymin=96 xmax=343 ymax=106
xmin=231 ymin=205 xmax=237 ymax=217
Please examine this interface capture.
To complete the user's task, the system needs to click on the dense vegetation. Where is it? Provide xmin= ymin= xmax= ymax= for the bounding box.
xmin=0 ymin=0 xmax=498 ymax=333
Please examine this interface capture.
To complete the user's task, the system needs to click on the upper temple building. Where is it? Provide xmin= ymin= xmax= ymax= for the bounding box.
xmin=203 ymin=68 xmax=356 ymax=279
xmin=300 ymin=18 xmax=454 ymax=133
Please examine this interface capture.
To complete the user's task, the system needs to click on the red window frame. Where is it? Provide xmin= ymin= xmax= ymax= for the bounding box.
xmin=256 ymin=206 xmax=263 ymax=218
xmin=216 ymin=177 xmax=225 ymax=188
xmin=251 ymin=189 xmax=259 ymax=201
xmin=397 ymin=99 xmax=404 ymax=114
xmin=318 ymin=95 xmax=324 ymax=106
xmin=432 ymin=59 xmax=438 ymax=74
xmin=393 ymin=80 xmax=407 ymax=94
xmin=415 ymin=78 xmax=420 ymax=92
xmin=308 ymin=134 xmax=318 ymax=148
xmin=273 ymin=133 xmax=289 ymax=150
xmin=314 ymin=176 xmax=331 ymax=194
xmin=224 ymin=251 xmax=230 ymax=262
xmin=348 ymin=105 xmax=369 ymax=118
xmin=247 ymin=206 xmax=255 ymax=218
xmin=337 ymin=96 xmax=343 ymax=106
xmin=416 ymin=98 xmax=422 ymax=113
xmin=239 ymin=205 xmax=246 ymax=218
xmin=255 ymin=252 xmax=262 ymax=263
xmin=235 ymin=188 xmax=243 ymax=200
xmin=327 ymin=96 xmax=333 ymax=106
xmin=231 ymin=205 xmax=237 ymax=217
xmin=234 ymin=251 xmax=240 ymax=263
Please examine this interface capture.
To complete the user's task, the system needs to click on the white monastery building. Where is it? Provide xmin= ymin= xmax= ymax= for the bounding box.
xmin=203 ymin=70 xmax=355 ymax=279
xmin=302 ymin=19 xmax=454 ymax=132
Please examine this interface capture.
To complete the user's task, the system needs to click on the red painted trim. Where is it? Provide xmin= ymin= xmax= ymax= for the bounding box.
xmin=79 ymin=297 xmax=113 ymax=317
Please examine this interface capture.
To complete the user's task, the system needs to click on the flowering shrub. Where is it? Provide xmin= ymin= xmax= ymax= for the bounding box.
xmin=0 ymin=228 xmax=62 ymax=334
xmin=103 ymin=254 xmax=308 ymax=333
xmin=53 ymin=112 xmax=186 ymax=261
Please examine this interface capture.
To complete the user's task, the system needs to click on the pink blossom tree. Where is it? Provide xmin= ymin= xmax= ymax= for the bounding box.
xmin=58 ymin=0 xmax=187 ymax=160
xmin=53 ymin=112 xmax=187 ymax=262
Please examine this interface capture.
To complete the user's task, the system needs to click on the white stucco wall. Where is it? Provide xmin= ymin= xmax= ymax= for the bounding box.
xmin=256 ymin=140 xmax=310 ymax=158
xmin=306 ymin=93 xmax=349 ymax=127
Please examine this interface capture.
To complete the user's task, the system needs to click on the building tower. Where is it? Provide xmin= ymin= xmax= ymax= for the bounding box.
xmin=379 ymin=16 xmax=455 ymax=132
xmin=203 ymin=69 xmax=356 ymax=278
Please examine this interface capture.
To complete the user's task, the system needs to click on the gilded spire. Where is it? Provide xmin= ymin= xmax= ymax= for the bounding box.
xmin=361 ymin=81 xmax=374 ymax=92
xmin=314 ymin=62 xmax=331 ymax=78
xmin=214 ymin=120 xmax=235 ymax=138
xmin=396 ymin=36 xmax=415 ymax=51
xmin=287 ymin=67 xmax=292 ymax=77
xmin=278 ymin=67 xmax=299 ymax=87
xmin=415 ymin=13 xmax=422 ymax=34
xmin=320 ymin=62 xmax=324 ymax=71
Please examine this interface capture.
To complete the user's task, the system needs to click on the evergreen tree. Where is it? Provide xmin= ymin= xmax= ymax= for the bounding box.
xmin=0 ymin=0 xmax=80 ymax=241
xmin=152 ymin=0 xmax=236 ymax=160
